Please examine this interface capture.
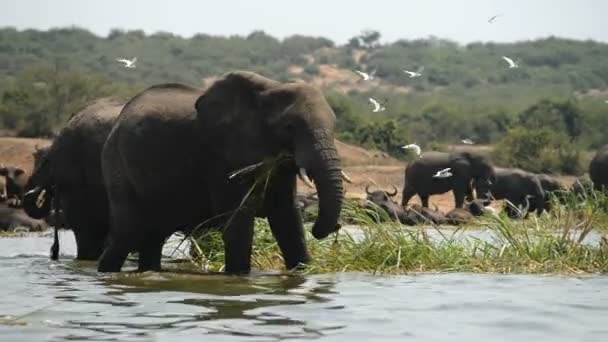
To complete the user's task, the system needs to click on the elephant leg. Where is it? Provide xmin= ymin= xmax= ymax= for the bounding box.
xmin=74 ymin=228 xmax=106 ymax=261
xmin=98 ymin=198 xmax=139 ymax=272
xmin=401 ymin=185 xmax=416 ymax=207
xmin=465 ymin=183 xmax=474 ymax=202
xmin=266 ymin=172 xmax=311 ymax=270
xmin=222 ymin=211 xmax=255 ymax=274
xmin=420 ymin=194 xmax=430 ymax=208
xmin=98 ymin=231 xmax=131 ymax=272
xmin=138 ymin=233 xmax=166 ymax=271
xmin=453 ymin=183 xmax=467 ymax=208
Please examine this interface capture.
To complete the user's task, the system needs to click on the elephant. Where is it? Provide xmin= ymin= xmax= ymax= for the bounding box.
xmin=401 ymin=151 xmax=495 ymax=209
xmin=474 ymin=167 xmax=545 ymax=218
xmin=364 ymin=185 xmax=412 ymax=224
xmin=99 ymin=71 xmax=347 ymax=273
xmin=0 ymin=165 xmax=28 ymax=207
xmin=0 ymin=204 xmax=48 ymax=232
xmin=590 ymin=145 xmax=608 ymax=191
xmin=22 ymin=98 xmax=124 ymax=260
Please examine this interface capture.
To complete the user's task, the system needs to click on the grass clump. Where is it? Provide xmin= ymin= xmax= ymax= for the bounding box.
xmin=185 ymin=190 xmax=608 ymax=275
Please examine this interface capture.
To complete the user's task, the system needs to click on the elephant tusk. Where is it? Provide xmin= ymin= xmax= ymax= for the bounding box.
xmin=36 ymin=189 xmax=47 ymax=208
xmin=298 ymin=168 xmax=315 ymax=189
xmin=341 ymin=171 xmax=353 ymax=183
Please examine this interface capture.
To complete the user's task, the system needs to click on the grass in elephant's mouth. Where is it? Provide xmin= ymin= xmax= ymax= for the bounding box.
xmin=186 ymin=177 xmax=608 ymax=275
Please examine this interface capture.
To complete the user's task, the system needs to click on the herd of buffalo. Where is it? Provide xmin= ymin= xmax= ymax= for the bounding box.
xmin=1 ymin=71 xmax=607 ymax=274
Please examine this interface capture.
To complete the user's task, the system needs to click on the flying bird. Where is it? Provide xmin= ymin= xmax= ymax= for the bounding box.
xmin=401 ymin=143 xmax=422 ymax=157
xmin=488 ymin=14 xmax=502 ymax=23
xmin=433 ymin=168 xmax=453 ymax=178
xmin=501 ymin=56 xmax=518 ymax=68
xmin=461 ymin=138 xmax=474 ymax=145
xmin=116 ymin=57 xmax=137 ymax=68
xmin=368 ymin=97 xmax=386 ymax=112
xmin=403 ymin=66 xmax=424 ymax=78
xmin=355 ymin=69 xmax=375 ymax=81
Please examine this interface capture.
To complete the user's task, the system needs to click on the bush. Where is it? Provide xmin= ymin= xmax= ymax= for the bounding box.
xmin=492 ymin=127 xmax=583 ymax=174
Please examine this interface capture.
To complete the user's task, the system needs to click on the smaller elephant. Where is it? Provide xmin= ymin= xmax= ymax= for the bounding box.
xmin=0 ymin=165 xmax=28 ymax=207
xmin=475 ymin=167 xmax=544 ymax=218
xmin=590 ymin=145 xmax=608 ymax=191
xmin=402 ymin=151 xmax=495 ymax=209
xmin=0 ymin=204 xmax=48 ymax=232
xmin=364 ymin=185 xmax=412 ymax=224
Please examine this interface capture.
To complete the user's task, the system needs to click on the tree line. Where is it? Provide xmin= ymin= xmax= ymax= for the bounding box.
xmin=0 ymin=27 xmax=607 ymax=174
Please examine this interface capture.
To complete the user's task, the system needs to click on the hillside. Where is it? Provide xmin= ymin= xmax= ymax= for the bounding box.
xmin=0 ymin=28 xmax=607 ymax=176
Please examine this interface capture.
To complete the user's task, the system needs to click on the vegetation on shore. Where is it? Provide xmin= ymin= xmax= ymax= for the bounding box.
xmin=183 ymin=190 xmax=608 ymax=275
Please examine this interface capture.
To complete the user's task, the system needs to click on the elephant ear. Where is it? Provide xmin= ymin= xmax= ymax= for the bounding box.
xmin=194 ymin=71 xmax=279 ymax=131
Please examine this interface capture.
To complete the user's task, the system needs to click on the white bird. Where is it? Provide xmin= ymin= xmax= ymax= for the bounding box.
xmin=116 ymin=57 xmax=137 ymax=68
xmin=401 ymin=143 xmax=422 ymax=157
xmin=368 ymin=97 xmax=386 ymax=112
xmin=403 ymin=66 xmax=424 ymax=78
xmin=488 ymin=14 xmax=502 ymax=23
xmin=461 ymin=138 xmax=474 ymax=145
xmin=355 ymin=70 xmax=374 ymax=81
xmin=433 ymin=168 xmax=453 ymax=178
xmin=604 ymin=100 xmax=608 ymax=104
xmin=501 ymin=56 xmax=518 ymax=68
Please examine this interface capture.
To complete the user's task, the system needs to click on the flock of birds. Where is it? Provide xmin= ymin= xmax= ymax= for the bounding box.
xmin=353 ymin=14 xmax=521 ymax=179
xmin=111 ymin=13 xmax=577 ymax=183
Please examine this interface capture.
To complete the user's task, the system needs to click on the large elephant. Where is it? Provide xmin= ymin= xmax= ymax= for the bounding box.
xmin=22 ymin=98 xmax=124 ymax=260
xmin=474 ymin=167 xmax=545 ymax=218
xmin=401 ymin=151 xmax=495 ymax=209
xmin=590 ymin=145 xmax=608 ymax=191
xmin=99 ymin=71 xmax=346 ymax=273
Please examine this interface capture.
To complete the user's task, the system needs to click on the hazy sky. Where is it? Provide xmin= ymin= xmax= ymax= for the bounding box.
xmin=2 ymin=0 xmax=606 ymax=44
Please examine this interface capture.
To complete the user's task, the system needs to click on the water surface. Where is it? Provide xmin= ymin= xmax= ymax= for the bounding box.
xmin=0 ymin=231 xmax=606 ymax=341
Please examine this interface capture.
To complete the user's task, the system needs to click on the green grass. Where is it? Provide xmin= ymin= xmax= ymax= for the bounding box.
xmin=186 ymin=189 xmax=608 ymax=275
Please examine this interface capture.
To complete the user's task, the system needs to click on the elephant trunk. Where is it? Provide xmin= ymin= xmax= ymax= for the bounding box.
xmin=23 ymin=186 xmax=54 ymax=219
xmin=296 ymin=130 xmax=344 ymax=240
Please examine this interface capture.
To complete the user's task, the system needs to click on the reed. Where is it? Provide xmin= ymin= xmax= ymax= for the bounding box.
xmin=188 ymin=189 xmax=608 ymax=275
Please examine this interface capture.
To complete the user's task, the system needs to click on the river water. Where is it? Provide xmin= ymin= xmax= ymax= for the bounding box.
xmin=1 ymin=231 xmax=607 ymax=341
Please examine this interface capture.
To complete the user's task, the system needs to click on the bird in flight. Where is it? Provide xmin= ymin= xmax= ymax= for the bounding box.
xmin=403 ymin=66 xmax=424 ymax=78
xmin=433 ymin=168 xmax=453 ymax=178
xmin=461 ymin=138 xmax=474 ymax=145
xmin=355 ymin=69 xmax=376 ymax=81
xmin=501 ymin=56 xmax=518 ymax=68
xmin=368 ymin=97 xmax=386 ymax=112
xmin=401 ymin=144 xmax=422 ymax=157
xmin=116 ymin=57 xmax=137 ymax=68
xmin=488 ymin=14 xmax=502 ymax=23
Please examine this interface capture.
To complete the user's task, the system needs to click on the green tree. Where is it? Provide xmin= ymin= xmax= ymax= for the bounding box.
xmin=492 ymin=127 xmax=582 ymax=174
xmin=519 ymin=99 xmax=582 ymax=142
